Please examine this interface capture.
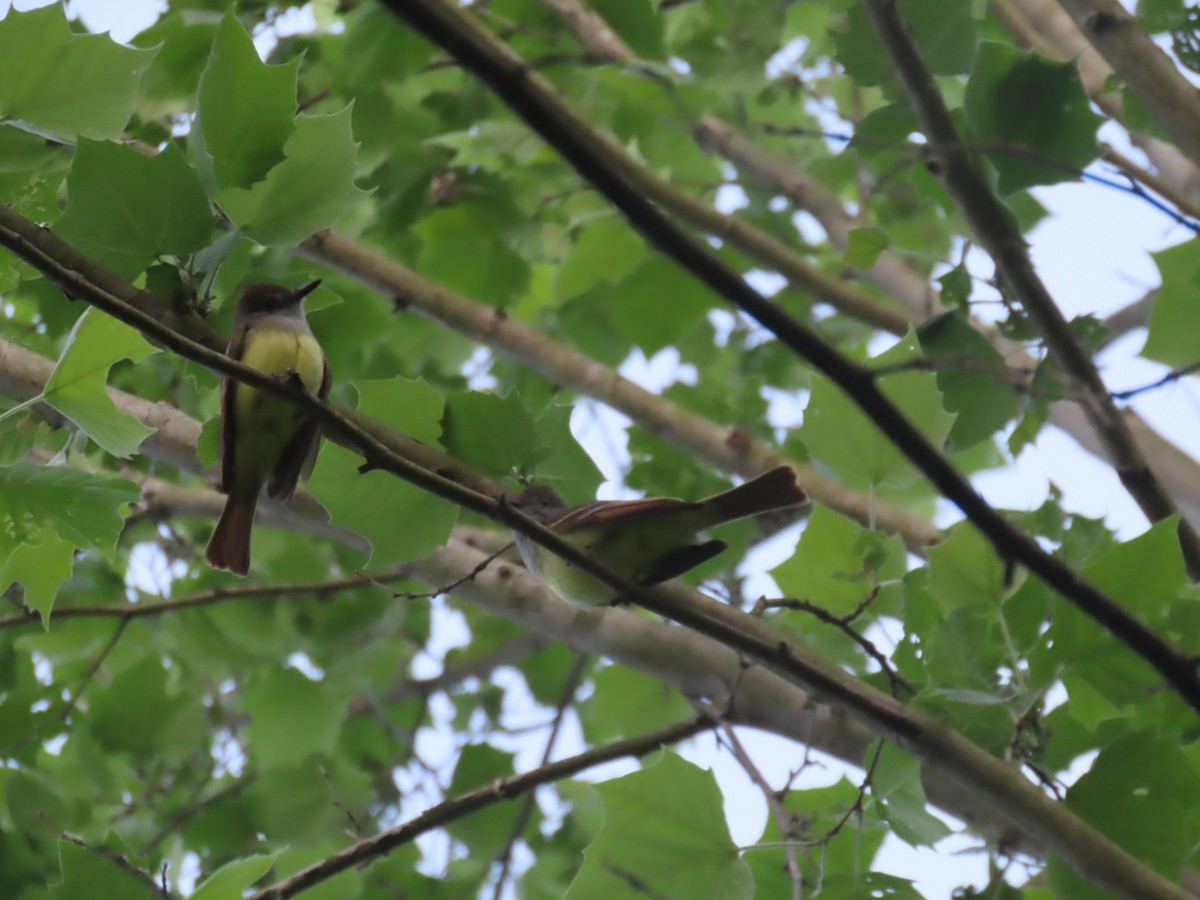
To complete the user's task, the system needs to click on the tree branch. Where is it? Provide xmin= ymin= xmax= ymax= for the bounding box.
xmin=533 ymin=0 xmax=1200 ymax=535
xmin=0 ymin=568 xmax=413 ymax=632
xmin=0 ymin=167 xmax=1191 ymax=897
xmin=859 ymin=0 xmax=1200 ymax=580
xmin=376 ymin=0 xmax=1200 ymax=724
xmin=248 ymin=716 xmax=713 ymax=900
xmin=411 ymin=537 xmax=1191 ymax=900
xmin=297 ymin=230 xmax=941 ymax=547
xmin=1055 ymin=0 xmax=1200 ymax=170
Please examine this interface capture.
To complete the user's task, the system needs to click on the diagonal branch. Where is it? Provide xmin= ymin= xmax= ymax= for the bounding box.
xmin=0 ymin=307 xmax=1161 ymax=874
xmin=298 ymin=230 xmax=941 ymax=546
xmin=536 ymin=0 xmax=1200 ymax=549
xmin=247 ymin=716 xmax=712 ymax=900
xmin=537 ymin=0 xmax=1200 ymax=534
xmin=1 ymin=201 xmax=1186 ymax=896
xmin=414 ymin=537 xmax=1189 ymax=900
xmin=859 ymin=0 xmax=1200 ymax=579
xmin=377 ymin=0 xmax=1200 ymax=720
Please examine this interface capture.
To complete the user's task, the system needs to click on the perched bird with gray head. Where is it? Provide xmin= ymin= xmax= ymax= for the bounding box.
xmin=509 ymin=466 xmax=807 ymax=606
xmin=206 ymin=280 xmax=330 ymax=575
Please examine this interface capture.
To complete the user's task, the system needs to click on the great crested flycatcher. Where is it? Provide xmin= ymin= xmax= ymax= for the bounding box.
xmin=205 ymin=280 xmax=330 ymax=575
xmin=510 ymin=465 xmax=807 ymax=606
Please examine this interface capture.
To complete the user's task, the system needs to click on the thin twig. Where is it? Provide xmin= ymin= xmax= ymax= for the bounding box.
xmin=138 ymin=776 xmax=257 ymax=855
xmin=61 ymin=618 xmax=129 ymax=725
xmin=718 ymin=722 xmax=804 ymax=900
xmin=757 ymin=590 xmax=916 ymax=697
xmin=247 ymin=717 xmax=712 ymax=900
xmin=490 ymin=653 xmax=591 ymax=899
xmin=1111 ymin=360 xmax=1200 ymax=400
xmin=57 ymin=826 xmax=175 ymax=898
xmin=0 ymin=569 xmax=415 ymax=632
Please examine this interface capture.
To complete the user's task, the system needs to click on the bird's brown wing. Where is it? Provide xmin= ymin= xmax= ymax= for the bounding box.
xmin=217 ymin=324 xmax=249 ymax=495
xmin=267 ymin=355 xmax=331 ymax=502
xmin=549 ymin=496 xmax=700 ymax=533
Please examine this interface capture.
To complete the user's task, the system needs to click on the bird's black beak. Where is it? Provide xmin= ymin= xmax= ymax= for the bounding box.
xmin=293 ymin=279 xmax=322 ymax=300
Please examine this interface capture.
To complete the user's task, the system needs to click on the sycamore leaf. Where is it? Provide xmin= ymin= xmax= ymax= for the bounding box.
xmin=196 ymin=12 xmax=297 ymax=190
xmin=57 ymin=139 xmax=213 ymax=279
xmin=568 ymin=751 xmax=753 ymax=900
xmin=43 ymin=308 xmax=159 ymax=458
xmin=218 ymin=107 xmax=366 ymax=246
xmin=0 ymin=4 xmax=155 ymax=141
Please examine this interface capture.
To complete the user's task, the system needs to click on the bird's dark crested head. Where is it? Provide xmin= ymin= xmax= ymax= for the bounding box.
xmin=510 ymin=484 xmax=566 ymax=521
xmin=236 ymin=280 xmax=321 ymax=316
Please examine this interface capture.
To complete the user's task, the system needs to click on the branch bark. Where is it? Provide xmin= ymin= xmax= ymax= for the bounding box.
xmin=1055 ymin=0 xmax=1200 ymax=171
xmin=0 ymin=338 xmax=1051 ymax=857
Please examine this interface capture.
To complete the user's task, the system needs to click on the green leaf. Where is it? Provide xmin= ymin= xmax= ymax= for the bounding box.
xmin=936 ymin=262 xmax=971 ymax=308
xmin=609 ymin=257 xmax=714 ymax=354
xmin=42 ymin=308 xmax=158 ymax=458
xmin=446 ymin=744 xmax=518 ymax=856
xmin=579 ymin=667 xmax=692 ymax=744
xmin=0 ymin=527 xmax=73 ymax=625
xmin=50 ymin=837 xmax=161 ymax=900
xmin=801 ymin=331 xmax=955 ymax=487
xmin=748 ymin=777 xmax=888 ymax=895
xmin=844 ymin=226 xmax=891 ymax=269
xmin=429 ymin=121 xmax=545 ymax=172
xmin=0 ymin=5 xmax=155 ymax=141
xmin=965 ymin=42 xmax=1101 ymax=194
xmin=1142 ymin=236 xmax=1200 ymax=368
xmin=306 ymin=379 xmax=458 ymax=567
xmin=834 ymin=0 xmax=976 ymax=86
xmin=191 ymin=852 xmax=283 ymax=900
xmin=568 ymin=751 xmax=753 ymax=900
xmin=413 ymin=202 xmax=530 ymax=309
xmin=590 ymin=0 xmax=664 ymax=59
xmin=133 ymin=14 xmax=220 ymax=120
xmin=0 ymin=462 xmax=138 ymax=552
xmin=523 ymin=401 xmax=605 ymax=505
xmin=926 ymin=521 xmax=1016 ymax=610
xmin=773 ymin=505 xmax=905 ymax=615
xmin=219 ymin=106 xmax=365 ymax=247
xmin=1082 ymin=516 xmax=1187 ymax=624
xmin=197 ymin=12 xmax=297 ymax=190
xmin=556 ymin=216 xmax=646 ymax=302
xmin=88 ymin=655 xmax=189 ymax=758
xmin=871 ymin=744 xmax=953 ymax=847
xmin=242 ymin=667 xmax=347 ymax=769
xmin=1062 ymin=673 xmax=1123 ymax=730
xmin=338 ymin=5 xmax=434 ymax=88
xmin=1049 ymin=732 xmax=1200 ymax=900
xmin=6 ymin=770 xmax=70 ymax=843
xmin=442 ymin=390 xmax=538 ymax=478
xmin=918 ymin=310 xmax=1022 ymax=450
xmin=56 ymin=140 xmax=214 ymax=279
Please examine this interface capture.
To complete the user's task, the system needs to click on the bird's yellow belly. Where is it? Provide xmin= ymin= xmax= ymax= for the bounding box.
xmin=233 ymin=330 xmax=324 ymax=480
